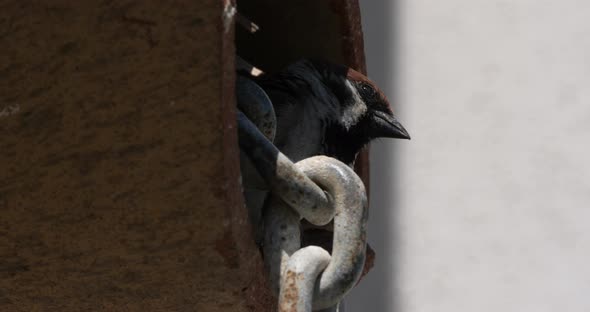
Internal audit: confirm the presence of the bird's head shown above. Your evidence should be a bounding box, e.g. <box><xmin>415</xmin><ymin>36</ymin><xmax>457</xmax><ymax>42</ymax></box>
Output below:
<box><xmin>257</xmin><ymin>59</ymin><xmax>410</xmax><ymax>164</ymax></box>
<box><xmin>305</xmin><ymin>59</ymin><xmax>411</xmax><ymax>164</ymax></box>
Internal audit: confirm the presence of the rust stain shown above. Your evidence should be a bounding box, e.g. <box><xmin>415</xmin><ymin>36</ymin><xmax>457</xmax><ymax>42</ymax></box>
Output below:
<box><xmin>279</xmin><ymin>270</ymin><xmax>300</xmax><ymax>312</ymax></box>
<box><xmin>0</xmin><ymin>1</ymin><xmax>264</xmax><ymax>310</ymax></box>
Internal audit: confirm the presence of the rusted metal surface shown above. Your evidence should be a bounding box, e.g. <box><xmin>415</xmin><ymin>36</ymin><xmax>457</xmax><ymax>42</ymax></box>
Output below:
<box><xmin>0</xmin><ymin>1</ymin><xmax>270</xmax><ymax>311</ymax></box>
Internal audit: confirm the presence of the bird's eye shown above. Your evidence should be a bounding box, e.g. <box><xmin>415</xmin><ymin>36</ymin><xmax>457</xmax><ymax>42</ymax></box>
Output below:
<box><xmin>360</xmin><ymin>83</ymin><xmax>375</xmax><ymax>96</ymax></box>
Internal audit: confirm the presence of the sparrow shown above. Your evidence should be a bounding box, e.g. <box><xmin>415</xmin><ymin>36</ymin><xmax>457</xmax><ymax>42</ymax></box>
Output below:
<box><xmin>253</xmin><ymin>59</ymin><xmax>410</xmax><ymax>165</ymax></box>
<box><xmin>237</xmin><ymin>59</ymin><xmax>410</xmax><ymax>245</ymax></box>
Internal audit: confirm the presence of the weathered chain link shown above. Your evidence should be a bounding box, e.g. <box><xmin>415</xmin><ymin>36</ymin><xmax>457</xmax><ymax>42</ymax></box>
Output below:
<box><xmin>237</xmin><ymin>77</ymin><xmax>368</xmax><ymax>312</ymax></box>
<box><xmin>237</xmin><ymin>112</ymin><xmax>334</xmax><ymax>226</ymax></box>
<box><xmin>236</xmin><ymin>76</ymin><xmax>276</xmax><ymax>142</ymax></box>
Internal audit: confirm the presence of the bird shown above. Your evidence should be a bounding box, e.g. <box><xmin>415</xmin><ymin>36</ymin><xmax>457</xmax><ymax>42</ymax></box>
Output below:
<box><xmin>237</xmin><ymin>59</ymin><xmax>410</xmax><ymax>245</ymax></box>
<box><xmin>253</xmin><ymin>59</ymin><xmax>410</xmax><ymax>165</ymax></box>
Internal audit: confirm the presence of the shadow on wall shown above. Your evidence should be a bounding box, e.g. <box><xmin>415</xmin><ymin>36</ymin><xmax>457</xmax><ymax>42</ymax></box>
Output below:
<box><xmin>346</xmin><ymin>1</ymin><xmax>401</xmax><ymax>311</ymax></box>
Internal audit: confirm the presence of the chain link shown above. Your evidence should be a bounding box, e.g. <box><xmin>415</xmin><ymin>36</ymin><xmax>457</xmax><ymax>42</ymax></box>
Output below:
<box><xmin>237</xmin><ymin>76</ymin><xmax>368</xmax><ymax>311</ymax></box>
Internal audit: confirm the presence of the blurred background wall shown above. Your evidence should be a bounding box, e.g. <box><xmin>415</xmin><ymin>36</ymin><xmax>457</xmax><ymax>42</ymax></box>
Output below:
<box><xmin>347</xmin><ymin>0</ymin><xmax>590</xmax><ymax>311</ymax></box>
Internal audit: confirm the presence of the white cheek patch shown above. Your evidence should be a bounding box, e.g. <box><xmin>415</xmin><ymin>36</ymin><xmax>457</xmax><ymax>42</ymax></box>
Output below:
<box><xmin>341</xmin><ymin>79</ymin><xmax>368</xmax><ymax>129</ymax></box>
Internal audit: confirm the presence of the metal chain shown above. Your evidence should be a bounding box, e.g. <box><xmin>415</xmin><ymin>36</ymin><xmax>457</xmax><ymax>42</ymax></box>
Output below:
<box><xmin>237</xmin><ymin>76</ymin><xmax>368</xmax><ymax>312</ymax></box>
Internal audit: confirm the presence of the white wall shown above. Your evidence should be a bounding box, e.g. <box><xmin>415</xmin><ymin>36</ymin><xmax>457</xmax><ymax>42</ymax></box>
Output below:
<box><xmin>347</xmin><ymin>1</ymin><xmax>590</xmax><ymax>311</ymax></box>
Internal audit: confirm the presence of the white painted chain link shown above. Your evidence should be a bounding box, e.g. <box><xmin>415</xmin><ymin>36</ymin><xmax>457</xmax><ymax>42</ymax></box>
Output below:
<box><xmin>237</xmin><ymin>75</ymin><xmax>368</xmax><ymax>312</ymax></box>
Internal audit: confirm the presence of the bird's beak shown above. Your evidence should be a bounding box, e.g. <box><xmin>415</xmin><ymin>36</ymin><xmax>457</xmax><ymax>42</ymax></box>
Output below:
<box><xmin>372</xmin><ymin>110</ymin><xmax>411</xmax><ymax>140</ymax></box>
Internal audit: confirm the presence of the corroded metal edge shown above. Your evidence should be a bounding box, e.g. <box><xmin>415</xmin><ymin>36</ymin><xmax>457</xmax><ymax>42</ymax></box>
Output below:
<box><xmin>331</xmin><ymin>0</ymin><xmax>375</xmax><ymax>279</ymax></box>
<box><xmin>330</xmin><ymin>0</ymin><xmax>371</xmax><ymax>193</ymax></box>
<box><xmin>220</xmin><ymin>1</ymin><xmax>275</xmax><ymax>310</ymax></box>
